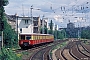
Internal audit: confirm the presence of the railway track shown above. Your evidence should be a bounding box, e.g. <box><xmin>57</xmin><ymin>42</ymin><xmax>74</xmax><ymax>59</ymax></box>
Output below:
<box><xmin>82</xmin><ymin>42</ymin><xmax>90</xmax><ymax>52</ymax></box>
<box><xmin>16</xmin><ymin>38</ymin><xmax>90</xmax><ymax>60</ymax></box>
<box><xmin>29</xmin><ymin>40</ymin><xmax>67</xmax><ymax>60</ymax></box>
<box><xmin>55</xmin><ymin>39</ymin><xmax>90</xmax><ymax>60</ymax></box>
<box><xmin>76</xmin><ymin>42</ymin><xmax>90</xmax><ymax>59</ymax></box>
<box><xmin>30</xmin><ymin>45</ymin><xmax>52</xmax><ymax>60</ymax></box>
<box><xmin>80</xmin><ymin>42</ymin><xmax>90</xmax><ymax>53</ymax></box>
<box><xmin>72</xmin><ymin>41</ymin><xmax>90</xmax><ymax>60</ymax></box>
<box><xmin>15</xmin><ymin>40</ymin><xmax>68</xmax><ymax>60</ymax></box>
<box><xmin>15</xmin><ymin>44</ymin><xmax>48</xmax><ymax>53</ymax></box>
<box><xmin>15</xmin><ymin>43</ymin><xmax>53</xmax><ymax>60</ymax></box>
<box><xmin>61</xmin><ymin>41</ymin><xmax>77</xmax><ymax>60</ymax></box>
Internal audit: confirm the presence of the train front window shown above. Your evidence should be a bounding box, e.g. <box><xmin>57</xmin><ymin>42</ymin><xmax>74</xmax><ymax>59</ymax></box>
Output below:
<box><xmin>20</xmin><ymin>35</ymin><xmax>25</xmax><ymax>40</ymax></box>
<box><xmin>26</xmin><ymin>35</ymin><xmax>31</xmax><ymax>40</ymax></box>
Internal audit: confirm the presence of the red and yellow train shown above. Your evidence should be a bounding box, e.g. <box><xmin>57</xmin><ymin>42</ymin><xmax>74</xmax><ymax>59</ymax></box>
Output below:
<box><xmin>19</xmin><ymin>33</ymin><xmax>54</xmax><ymax>49</ymax></box>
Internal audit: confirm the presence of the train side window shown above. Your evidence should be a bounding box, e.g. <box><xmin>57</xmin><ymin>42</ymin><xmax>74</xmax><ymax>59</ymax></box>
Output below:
<box><xmin>35</xmin><ymin>35</ymin><xmax>36</xmax><ymax>40</ymax></box>
<box><xmin>34</xmin><ymin>35</ymin><xmax>35</xmax><ymax>40</ymax></box>
<box><xmin>41</xmin><ymin>36</ymin><xmax>42</xmax><ymax>39</ymax></box>
<box><xmin>40</xmin><ymin>36</ymin><xmax>41</xmax><ymax>39</ymax></box>
<box><xmin>37</xmin><ymin>35</ymin><xmax>38</xmax><ymax>39</ymax></box>
<box><xmin>34</xmin><ymin>35</ymin><xmax>36</xmax><ymax>40</ymax></box>
<box><xmin>35</xmin><ymin>35</ymin><xmax>37</xmax><ymax>40</ymax></box>
<box><xmin>33</xmin><ymin>36</ymin><xmax>35</xmax><ymax>40</ymax></box>
<box><xmin>38</xmin><ymin>36</ymin><xmax>39</xmax><ymax>39</ymax></box>
<box><xmin>35</xmin><ymin>36</ymin><xmax>36</xmax><ymax>40</ymax></box>
<box><xmin>43</xmin><ymin>36</ymin><xmax>44</xmax><ymax>39</ymax></box>
<box><xmin>26</xmin><ymin>35</ymin><xmax>31</xmax><ymax>40</ymax></box>
<box><xmin>37</xmin><ymin>36</ymin><xmax>38</xmax><ymax>39</ymax></box>
<box><xmin>38</xmin><ymin>36</ymin><xmax>39</xmax><ymax>40</ymax></box>
<box><xmin>44</xmin><ymin>36</ymin><xmax>45</xmax><ymax>39</ymax></box>
<box><xmin>39</xmin><ymin>35</ymin><xmax>40</xmax><ymax>39</ymax></box>
<box><xmin>38</xmin><ymin>35</ymin><xmax>39</xmax><ymax>39</ymax></box>
<box><xmin>39</xmin><ymin>36</ymin><xmax>40</xmax><ymax>39</ymax></box>
<box><xmin>37</xmin><ymin>36</ymin><xmax>38</xmax><ymax>40</ymax></box>
<box><xmin>42</xmin><ymin>36</ymin><xmax>43</xmax><ymax>39</ymax></box>
<box><xmin>39</xmin><ymin>36</ymin><xmax>41</xmax><ymax>39</ymax></box>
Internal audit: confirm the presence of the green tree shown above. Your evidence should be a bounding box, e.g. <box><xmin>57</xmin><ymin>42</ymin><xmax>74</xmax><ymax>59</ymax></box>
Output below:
<box><xmin>81</xmin><ymin>30</ymin><xmax>90</xmax><ymax>39</ymax></box>
<box><xmin>44</xmin><ymin>26</ymin><xmax>48</xmax><ymax>34</ymax></box>
<box><xmin>53</xmin><ymin>30</ymin><xmax>57</xmax><ymax>40</ymax></box>
<box><xmin>0</xmin><ymin>0</ymin><xmax>8</xmax><ymax>31</ymax></box>
<box><xmin>3</xmin><ymin>19</ymin><xmax>18</xmax><ymax>48</ymax></box>
<box><xmin>57</xmin><ymin>30</ymin><xmax>64</xmax><ymax>39</ymax></box>
<box><xmin>54</xmin><ymin>30</ymin><xmax>66</xmax><ymax>40</ymax></box>
<box><xmin>49</xmin><ymin>20</ymin><xmax>53</xmax><ymax>34</ymax></box>
<box><xmin>0</xmin><ymin>1</ymin><xmax>21</xmax><ymax>60</ymax></box>
<box><xmin>40</xmin><ymin>26</ymin><xmax>48</xmax><ymax>34</ymax></box>
<box><xmin>0</xmin><ymin>0</ymin><xmax>18</xmax><ymax>48</ymax></box>
<box><xmin>0</xmin><ymin>48</ymin><xmax>22</xmax><ymax>60</ymax></box>
<box><xmin>0</xmin><ymin>0</ymin><xmax>9</xmax><ymax>18</ymax></box>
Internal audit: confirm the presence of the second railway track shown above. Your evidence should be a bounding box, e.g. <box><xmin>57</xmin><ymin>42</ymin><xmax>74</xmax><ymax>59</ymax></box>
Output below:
<box><xmin>55</xmin><ymin>39</ymin><xmax>90</xmax><ymax>60</ymax></box>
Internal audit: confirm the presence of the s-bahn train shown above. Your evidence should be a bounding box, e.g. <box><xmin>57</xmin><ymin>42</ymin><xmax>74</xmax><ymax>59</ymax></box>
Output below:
<box><xmin>19</xmin><ymin>33</ymin><xmax>54</xmax><ymax>49</ymax></box>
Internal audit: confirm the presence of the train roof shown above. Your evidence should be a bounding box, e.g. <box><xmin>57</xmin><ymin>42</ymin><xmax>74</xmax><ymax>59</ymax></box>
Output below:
<box><xmin>19</xmin><ymin>33</ymin><xmax>53</xmax><ymax>36</ymax></box>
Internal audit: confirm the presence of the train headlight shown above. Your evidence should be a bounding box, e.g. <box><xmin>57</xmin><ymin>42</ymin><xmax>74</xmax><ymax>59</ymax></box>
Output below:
<box><xmin>21</xmin><ymin>41</ymin><xmax>23</xmax><ymax>44</ymax></box>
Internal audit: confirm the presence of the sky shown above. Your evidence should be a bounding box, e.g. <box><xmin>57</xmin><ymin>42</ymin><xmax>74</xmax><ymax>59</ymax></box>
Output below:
<box><xmin>4</xmin><ymin>0</ymin><xmax>90</xmax><ymax>28</ymax></box>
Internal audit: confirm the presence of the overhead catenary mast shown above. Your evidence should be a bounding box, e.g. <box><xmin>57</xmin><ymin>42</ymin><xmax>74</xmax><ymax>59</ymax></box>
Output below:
<box><xmin>30</xmin><ymin>5</ymin><xmax>33</xmax><ymax>33</ymax></box>
<box><xmin>30</xmin><ymin>5</ymin><xmax>40</xmax><ymax>33</ymax></box>
<box><xmin>22</xmin><ymin>4</ymin><xmax>25</xmax><ymax>17</ymax></box>
<box><xmin>42</xmin><ymin>15</ymin><xmax>45</xmax><ymax>34</ymax></box>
